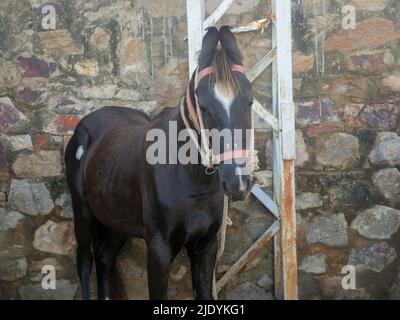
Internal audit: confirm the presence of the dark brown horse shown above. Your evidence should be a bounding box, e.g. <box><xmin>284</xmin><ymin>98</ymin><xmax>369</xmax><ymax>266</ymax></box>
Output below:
<box><xmin>65</xmin><ymin>26</ymin><xmax>254</xmax><ymax>300</ymax></box>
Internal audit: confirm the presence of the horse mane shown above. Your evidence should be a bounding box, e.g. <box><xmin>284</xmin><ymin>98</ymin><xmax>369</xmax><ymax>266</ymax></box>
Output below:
<box><xmin>209</xmin><ymin>46</ymin><xmax>239</xmax><ymax>96</ymax></box>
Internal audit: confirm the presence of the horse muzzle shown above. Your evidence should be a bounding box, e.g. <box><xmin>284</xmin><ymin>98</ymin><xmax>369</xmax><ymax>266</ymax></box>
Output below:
<box><xmin>222</xmin><ymin>175</ymin><xmax>252</xmax><ymax>201</ymax></box>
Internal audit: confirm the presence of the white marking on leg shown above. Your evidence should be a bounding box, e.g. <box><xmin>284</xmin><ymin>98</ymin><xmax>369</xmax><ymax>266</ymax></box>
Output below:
<box><xmin>76</xmin><ymin>145</ymin><xmax>84</xmax><ymax>160</ymax></box>
<box><xmin>214</xmin><ymin>85</ymin><xmax>234</xmax><ymax>120</ymax></box>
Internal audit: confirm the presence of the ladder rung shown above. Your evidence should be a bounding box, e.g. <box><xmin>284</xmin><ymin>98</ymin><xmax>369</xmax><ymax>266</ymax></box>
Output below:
<box><xmin>216</xmin><ymin>219</ymin><xmax>280</xmax><ymax>292</ymax></box>
<box><xmin>251</xmin><ymin>184</ymin><xmax>280</xmax><ymax>218</ymax></box>
<box><xmin>252</xmin><ymin>99</ymin><xmax>279</xmax><ymax>132</ymax></box>
<box><xmin>247</xmin><ymin>47</ymin><xmax>277</xmax><ymax>83</ymax></box>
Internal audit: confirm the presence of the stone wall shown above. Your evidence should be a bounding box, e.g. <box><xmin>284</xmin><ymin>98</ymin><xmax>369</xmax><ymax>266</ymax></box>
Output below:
<box><xmin>0</xmin><ymin>0</ymin><xmax>399</xmax><ymax>300</ymax></box>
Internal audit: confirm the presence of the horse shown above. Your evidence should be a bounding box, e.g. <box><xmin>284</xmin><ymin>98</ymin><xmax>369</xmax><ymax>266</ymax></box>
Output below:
<box><xmin>65</xmin><ymin>26</ymin><xmax>254</xmax><ymax>300</ymax></box>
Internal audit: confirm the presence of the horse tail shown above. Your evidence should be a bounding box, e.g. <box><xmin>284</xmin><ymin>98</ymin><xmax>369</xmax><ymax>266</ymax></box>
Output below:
<box><xmin>109</xmin><ymin>262</ymin><xmax>127</xmax><ymax>300</ymax></box>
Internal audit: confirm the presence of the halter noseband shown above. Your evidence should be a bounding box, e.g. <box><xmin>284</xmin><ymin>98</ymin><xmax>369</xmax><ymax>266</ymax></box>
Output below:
<box><xmin>180</xmin><ymin>64</ymin><xmax>250</xmax><ymax>174</ymax></box>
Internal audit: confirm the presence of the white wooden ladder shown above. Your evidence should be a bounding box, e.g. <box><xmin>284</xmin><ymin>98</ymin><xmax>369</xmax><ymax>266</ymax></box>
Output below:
<box><xmin>186</xmin><ymin>0</ymin><xmax>298</xmax><ymax>300</ymax></box>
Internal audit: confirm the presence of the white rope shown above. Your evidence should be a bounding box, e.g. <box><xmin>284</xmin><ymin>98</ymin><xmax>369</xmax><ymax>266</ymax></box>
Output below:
<box><xmin>217</xmin><ymin>195</ymin><xmax>229</xmax><ymax>259</ymax></box>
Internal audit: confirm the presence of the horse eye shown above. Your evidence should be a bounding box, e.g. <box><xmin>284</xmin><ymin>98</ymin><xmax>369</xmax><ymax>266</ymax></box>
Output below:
<box><xmin>248</xmin><ymin>99</ymin><xmax>254</xmax><ymax>107</ymax></box>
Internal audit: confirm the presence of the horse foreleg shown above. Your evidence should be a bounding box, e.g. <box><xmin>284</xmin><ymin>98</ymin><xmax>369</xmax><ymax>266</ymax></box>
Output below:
<box><xmin>146</xmin><ymin>235</ymin><xmax>172</xmax><ymax>300</ymax></box>
<box><xmin>187</xmin><ymin>236</ymin><xmax>218</xmax><ymax>300</ymax></box>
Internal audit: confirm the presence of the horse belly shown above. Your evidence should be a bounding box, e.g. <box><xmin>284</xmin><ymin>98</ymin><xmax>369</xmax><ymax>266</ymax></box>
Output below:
<box><xmin>86</xmin><ymin>179</ymin><xmax>145</xmax><ymax>237</ymax></box>
<box><xmin>94</xmin><ymin>201</ymin><xmax>144</xmax><ymax>237</ymax></box>
<box><xmin>84</xmin><ymin>147</ymin><xmax>145</xmax><ymax>237</ymax></box>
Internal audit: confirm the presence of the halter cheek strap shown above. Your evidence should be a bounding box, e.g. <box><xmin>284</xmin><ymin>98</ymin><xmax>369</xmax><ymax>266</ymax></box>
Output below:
<box><xmin>182</xmin><ymin>64</ymin><xmax>251</xmax><ymax>170</ymax></box>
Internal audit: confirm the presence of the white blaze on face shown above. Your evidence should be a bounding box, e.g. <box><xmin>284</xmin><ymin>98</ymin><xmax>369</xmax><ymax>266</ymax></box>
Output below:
<box><xmin>76</xmin><ymin>145</ymin><xmax>84</xmax><ymax>160</ymax></box>
<box><xmin>213</xmin><ymin>85</ymin><xmax>234</xmax><ymax>121</ymax></box>
<box><xmin>214</xmin><ymin>84</ymin><xmax>236</xmax><ymax>152</ymax></box>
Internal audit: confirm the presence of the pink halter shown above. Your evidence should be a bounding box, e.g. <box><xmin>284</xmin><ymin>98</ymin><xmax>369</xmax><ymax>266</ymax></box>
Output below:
<box><xmin>184</xmin><ymin>64</ymin><xmax>250</xmax><ymax>165</ymax></box>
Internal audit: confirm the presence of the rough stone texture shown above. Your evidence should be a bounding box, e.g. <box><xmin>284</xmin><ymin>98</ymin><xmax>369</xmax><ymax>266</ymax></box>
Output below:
<box><xmin>383</xmin><ymin>75</ymin><xmax>400</xmax><ymax>92</ymax></box>
<box><xmin>37</xmin><ymin>30</ymin><xmax>83</xmax><ymax>55</ymax></box>
<box><xmin>299</xmin><ymin>255</ymin><xmax>327</xmax><ymax>274</ymax></box>
<box><xmin>295</xmin><ymin>130</ymin><xmax>309</xmax><ymax>167</ymax></box>
<box><xmin>55</xmin><ymin>193</ymin><xmax>73</xmax><ymax>219</ymax></box>
<box><xmin>369</xmin><ymin>132</ymin><xmax>400</xmax><ymax>166</ymax></box>
<box><xmin>17</xmin><ymin>87</ymin><xmax>47</xmax><ymax>105</ymax></box>
<box><xmin>343</xmin><ymin>103</ymin><xmax>398</xmax><ymax>130</ymax></box>
<box><xmin>0</xmin><ymin>97</ymin><xmax>28</xmax><ymax>133</ymax></box>
<box><xmin>80</xmin><ymin>84</ymin><xmax>117</xmax><ymax>100</ymax></box>
<box><xmin>74</xmin><ymin>59</ymin><xmax>99</xmax><ymax>77</ymax></box>
<box><xmin>0</xmin><ymin>247</ymin><xmax>27</xmax><ymax>281</ymax></box>
<box><xmin>0</xmin><ymin>208</ymin><xmax>24</xmax><ymax>231</ymax></box>
<box><xmin>28</xmin><ymin>257</ymin><xmax>65</xmax><ymax>282</ymax></box>
<box><xmin>319</xmin><ymin>276</ymin><xmax>370</xmax><ymax>300</ymax></box>
<box><xmin>293</xmin><ymin>52</ymin><xmax>314</xmax><ymax>74</ymax></box>
<box><xmin>351</xmin><ymin>205</ymin><xmax>400</xmax><ymax>240</ymax></box>
<box><xmin>253</xmin><ymin>170</ymin><xmax>272</xmax><ymax>188</ymax></box>
<box><xmin>18</xmin><ymin>280</ymin><xmax>78</xmax><ymax>300</ymax></box>
<box><xmin>12</xmin><ymin>151</ymin><xmax>62</xmax><ymax>178</ymax></box>
<box><xmin>0</xmin><ymin>60</ymin><xmax>21</xmax><ymax>87</ymax></box>
<box><xmin>33</xmin><ymin>220</ymin><xmax>76</xmax><ymax>256</ymax></box>
<box><xmin>296</xmin><ymin>98</ymin><xmax>342</xmax><ymax>129</ymax></box>
<box><xmin>388</xmin><ymin>263</ymin><xmax>400</xmax><ymax>299</ymax></box>
<box><xmin>306</xmin><ymin>213</ymin><xmax>349</xmax><ymax>247</ymax></box>
<box><xmin>257</xmin><ymin>274</ymin><xmax>273</xmax><ymax>291</ymax></box>
<box><xmin>90</xmin><ymin>27</ymin><xmax>110</xmax><ymax>50</ymax></box>
<box><xmin>372</xmin><ymin>168</ymin><xmax>400</xmax><ymax>206</ymax></box>
<box><xmin>328</xmin><ymin>178</ymin><xmax>376</xmax><ymax>207</ymax></box>
<box><xmin>296</xmin><ymin>193</ymin><xmax>323</xmax><ymax>211</ymax></box>
<box><xmin>348</xmin><ymin>242</ymin><xmax>397</xmax><ymax>272</ymax></box>
<box><xmin>3</xmin><ymin>135</ymin><xmax>33</xmax><ymax>151</ymax></box>
<box><xmin>17</xmin><ymin>55</ymin><xmax>57</xmax><ymax>78</ymax></box>
<box><xmin>42</xmin><ymin>115</ymin><xmax>80</xmax><ymax>135</ymax></box>
<box><xmin>325</xmin><ymin>17</ymin><xmax>400</xmax><ymax>52</ymax></box>
<box><xmin>117</xmin><ymin>37</ymin><xmax>148</xmax><ymax>78</ymax></box>
<box><xmin>351</xmin><ymin>0</ymin><xmax>391</xmax><ymax>11</ymax></box>
<box><xmin>347</xmin><ymin>51</ymin><xmax>394</xmax><ymax>73</ymax></box>
<box><xmin>0</xmin><ymin>143</ymin><xmax>10</xmax><ymax>180</ymax></box>
<box><xmin>226</xmin><ymin>282</ymin><xmax>273</xmax><ymax>300</ymax></box>
<box><xmin>48</xmin><ymin>95</ymin><xmax>89</xmax><ymax>114</ymax></box>
<box><xmin>9</xmin><ymin>179</ymin><xmax>54</xmax><ymax>216</ymax></box>
<box><xmin>316</xmin><ymin>133</ymin><xmax>360</xmax><ymax>169</ymax></box>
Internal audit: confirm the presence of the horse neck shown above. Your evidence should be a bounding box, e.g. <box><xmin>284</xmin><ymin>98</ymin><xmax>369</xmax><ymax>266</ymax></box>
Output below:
<box><xmin>146</xmin><ymin>74</ymin><xmax>220</xmax><ymax>185</ymax></box>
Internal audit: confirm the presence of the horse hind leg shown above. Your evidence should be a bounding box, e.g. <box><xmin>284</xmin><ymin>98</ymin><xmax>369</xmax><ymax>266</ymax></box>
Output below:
<box><xmin>72</xmin><ymin>198</ymin><xmax>95</xmax><ymax>300</ymax></box>
<box><xmin>93</xmin><ymin>227</ymin><xmax>127</xmax><ymax>300</ymax></box>
<box><xmin>66</xmin><ymin>130</ymin><xmax>96</xmax><ymax>300</ymax></box>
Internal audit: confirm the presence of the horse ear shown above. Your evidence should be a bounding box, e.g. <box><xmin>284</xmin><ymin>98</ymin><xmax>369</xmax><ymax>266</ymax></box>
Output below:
<box><xmin>198</xmin><ymin>27</ymin><xmax>219</xmax><ymax>70</ymax></box>
<box><xmin>218</xmin><ymin>26</ymin><xmax>243</xmax><ymax>65</ymax></box>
